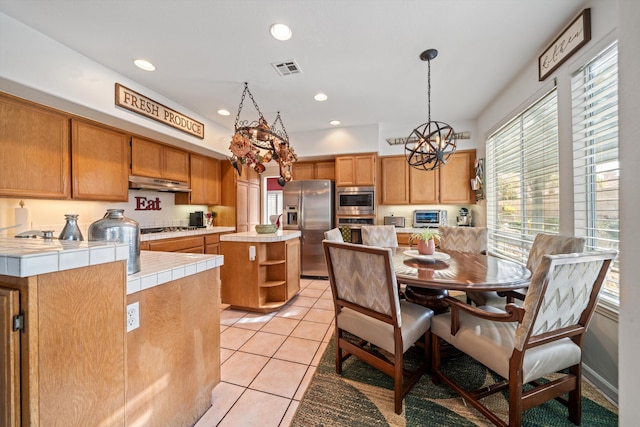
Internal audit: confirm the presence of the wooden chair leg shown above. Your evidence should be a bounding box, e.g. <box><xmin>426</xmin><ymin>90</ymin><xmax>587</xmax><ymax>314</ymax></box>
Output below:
<box><xmin>508</xmin><ymin>370</ymin><xmax>524</xmax><ymax>427</ymax></box>
<box><xmin>394</xmin><ymin>351</ymin><xmax>403</xmax><ymax>415</ymax></box>
<box><xmin>335</xmin><ymin>329</ymin><xmax>343</xmax><ymax>374</ymax></box>
<box><xmin>431</xmin><ymin>333</ymin><xmax>441</xmax><ymax>385</ymax></box>
<box><xmin>568</xmin><ymin>364</ymin><xmax>582</xmax><ymax>425</ymax></box>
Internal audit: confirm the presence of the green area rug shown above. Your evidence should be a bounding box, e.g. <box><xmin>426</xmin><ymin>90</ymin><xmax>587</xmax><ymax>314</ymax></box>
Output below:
<box><xmin>292</xmin><ymin>336</ymin><xmax>617</xmax><ymax>426</ymax></box>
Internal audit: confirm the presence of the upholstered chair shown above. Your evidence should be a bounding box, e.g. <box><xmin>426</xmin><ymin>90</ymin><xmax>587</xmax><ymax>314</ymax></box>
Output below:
<box><xmin>324</xmin><ymin>227</ymin><xmax>344</xmax><ymax>242</ymax></box>
<box><xmin>467</xmin><ymin>233</ymin><xmax>586</xmax><ymax>307</ymax></box>
<box><xmin>323</xmin><ymin>240</ymin><xmax>433</xmax><ymax>414</ymax></box>
<box><xmin>437</xmin><ymin>226</ymin><xmax>487</xmax><ymax>254</ymax></box>
<box><xmin>361</xmin><ymin>225</ymin><xmax>399</xmax><ymax>248</ymax></box>
<box><xmin>431</xmin><ymin>250</ymin><xmax>616</xmax><ymax>427</ymax></box>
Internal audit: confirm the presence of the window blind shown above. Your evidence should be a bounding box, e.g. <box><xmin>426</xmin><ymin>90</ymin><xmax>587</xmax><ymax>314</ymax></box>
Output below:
<box><xmin>572</xmin><ymin>41</ymin><xmax>619</xmax><ymax>302</ymax></box>
<box><xmin>486</xmin><ymin>89</ymin><xmax>559</xmax><ymax>265</ymax></box>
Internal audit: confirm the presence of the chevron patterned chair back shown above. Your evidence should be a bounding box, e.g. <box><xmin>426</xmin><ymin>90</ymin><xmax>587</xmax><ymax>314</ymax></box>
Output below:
<box><xmin>322</xmin><ymin>240</ymin><xmax>433</xmax><ymax>414</ymax></box>
<box><xmin>324</xmin><ymin>227</ymin><xmax>344</xmax><ymax>242</ymax></box>
<box><xmin>431</xmin><ymin>250</ymin><xmax>617</xmax><ymax>426</ymax></box>
<box><xmin>437</xmin><ymin>226</ymin><xmax>487</xmax><ymax>254</ymax></box>
<box><xmin>361</xmin><ymin>225</ymin><xmax>399</xmax><ymax>248</ymax></box>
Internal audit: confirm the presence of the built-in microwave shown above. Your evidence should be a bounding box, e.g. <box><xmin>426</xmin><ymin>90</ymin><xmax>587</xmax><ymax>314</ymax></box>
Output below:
<box><xmin>413</xmin><ymin>209</ymin><xmax>447</xmax><ymax>228</ymax></box>
<box><xmin>336</xmin><ymin>187</ymin><xmax>375</xmax><ymax>216</ymax></box>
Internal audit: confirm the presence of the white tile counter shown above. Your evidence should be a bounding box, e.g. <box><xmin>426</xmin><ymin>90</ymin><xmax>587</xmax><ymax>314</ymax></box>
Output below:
<box><xmin>220</xmin><ymin>230</ymin><xmax>301</xmax><ymax>242</ymax></box>
<box><xmin>140</xmin><ymin>226</ymin><xmax>235</xmax><ymax>241</ymax></box>
<box><xmin>126</xmin><ymin>251</ymin><xmax>223</xmax><ymax>295</ymax></box>
<box><xmin>0</xmin><ymin>237</ymin><xmax>129</xmax><ymax>277</ymax></box>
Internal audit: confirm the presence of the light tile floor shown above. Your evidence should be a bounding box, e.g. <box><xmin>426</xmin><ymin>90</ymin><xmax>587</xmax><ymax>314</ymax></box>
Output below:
<box><xmin>195</xmin><ymin>278</ymin><xmax>334</xmax><ymax>427</ymax></box>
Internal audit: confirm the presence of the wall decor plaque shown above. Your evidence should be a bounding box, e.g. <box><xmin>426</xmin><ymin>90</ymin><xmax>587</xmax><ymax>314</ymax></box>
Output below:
<box><xmin>538</xmin><ymin>8</ymin><xmax>591</xmax><ymax>81</ymax></box>
<box><xmin>115</xmin><ymin>83</ymin><xmax>204</xmax><ymax>138</ymax></box>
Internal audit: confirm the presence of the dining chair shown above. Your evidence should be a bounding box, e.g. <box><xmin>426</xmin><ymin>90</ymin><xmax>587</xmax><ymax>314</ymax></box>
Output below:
<box><xmin>431</xmin><ymin>250</ymin><xmax>617</xmax><ymax>427</ymax></box>
<box><xmin>361</xmin><ymin>225</ymin><xmax>399</xmax><ymax>248</ymax></box>
<box><xmin>324</xmin><ymin>227</ymin><xmax>344</xmax><ymax>242</ymax></box>
<box><xmin>437</xmin><ymin>226</ymin><xmax>487</xmax><ymax>254</ymax></box>
<box><xmin>467</xmin><ymin>233</ymin><xmax>586</xmax><ymax>307</ymax></box>
<box><xmin>322</xmin><ymin>240</ymin><xmax>434</xmax><ymax>414</ymax></box>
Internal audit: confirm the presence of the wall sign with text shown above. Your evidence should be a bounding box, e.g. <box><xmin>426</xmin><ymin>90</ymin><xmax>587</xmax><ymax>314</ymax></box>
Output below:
<box><xmin>538</xmin><ymin>8</ymin><xmax>591</xmax><ymax>81</ymax></box>
<box><xmin>115</xmin><ymin>83</ymin><xmax>205</xmax><ymax>139</ymax></box>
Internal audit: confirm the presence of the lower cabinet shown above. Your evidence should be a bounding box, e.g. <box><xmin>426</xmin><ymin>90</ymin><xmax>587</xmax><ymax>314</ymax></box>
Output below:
<box><xmin>220</xmin><ymin>238</ymin><xmax>300</xmax><ymax>313</ymax></box>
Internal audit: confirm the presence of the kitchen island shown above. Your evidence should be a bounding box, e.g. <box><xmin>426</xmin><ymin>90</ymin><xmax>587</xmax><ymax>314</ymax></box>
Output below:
<box><xmin>0</xmin><ymin>237</ymin><xmax>223</xmax><ymax>427</ymax></box>
<box><xmin>220</xmin><ymin>230</ymin><xmax>301</xmax><ymax>313</ymax></box>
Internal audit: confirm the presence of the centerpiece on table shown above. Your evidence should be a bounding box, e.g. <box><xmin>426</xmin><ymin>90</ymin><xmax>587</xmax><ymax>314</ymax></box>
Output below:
<box><xmin>410</xmin><ymin>229</ymin><xmax>441</xmax><ymax>255</ymax></box>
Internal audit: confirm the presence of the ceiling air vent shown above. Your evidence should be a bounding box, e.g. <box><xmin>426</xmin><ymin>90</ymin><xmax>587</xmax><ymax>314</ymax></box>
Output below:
<box><xmin>272</xmin><ymin>59</ymin><xmax>302</xmax><ymax>76</ymax></box>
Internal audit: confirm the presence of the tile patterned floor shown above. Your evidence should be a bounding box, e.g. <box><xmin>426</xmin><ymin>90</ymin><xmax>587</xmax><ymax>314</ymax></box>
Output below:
<box><xmin>195</xmin><ymin>278</ymin><xmax>334</xmax><ymax>427</ymax></box>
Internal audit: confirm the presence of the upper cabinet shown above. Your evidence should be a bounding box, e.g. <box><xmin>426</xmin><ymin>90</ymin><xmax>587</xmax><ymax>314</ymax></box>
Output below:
<box><xmin>292</xmin><ymin>160</ymin><xmax>335</xmax><ymax>181</ymax></box>
<box><xmin>379</xmin><ymin>150</ymin><xmax>474</xmax><ymax>205</ymax></box>
<box><xmin>176</xmin><ymin>153</ymin><xmax>220</xmax><ymax>206</ymax></box>
<box><xmin>0</xmin><ymin>94</ymin><xmax>71</xmax><ymax>199</ymax></box>
<box><xmin>335</xmin><ymin>154</ymin><xmax>376</xmax><ymax>187</ymax></box>
<box><xmin>71</xmin><ymin>119</ymin><xmax>129</xmax><ymax>201</ymax></box>
<box><xmin>439</xmin><ymin>150</ymin><xmax>476</xmax><ymax>204</ymax></box>
<box><xmin>131</xmin><ymin>137</ymin><xmax>190</xmax><ymax>183</ymax></box>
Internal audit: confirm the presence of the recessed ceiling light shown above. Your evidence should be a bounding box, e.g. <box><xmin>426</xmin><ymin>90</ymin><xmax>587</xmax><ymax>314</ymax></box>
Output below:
<box><xmin>133</xmin><ymin>59</ymin><xmax>156</xmax><ymax>71</ymax></box>
<box><xmin>270</xmin><ymin>23</ymin><xmax>292</xmax><ymax>41</ymax></box>
<box><xmin>314</xmin><ymin>93</ymin><xmax>328</xmax><ymax>102</ymax></box>
<box><xmin>330</xmin><ymin>120</ymin><xmax>341</xmax><ymax>126</ymax></box>
<box><xmin>217</xmin><ymin>109</ymin><xmax>231</xmax><ymax>116</ymax></box>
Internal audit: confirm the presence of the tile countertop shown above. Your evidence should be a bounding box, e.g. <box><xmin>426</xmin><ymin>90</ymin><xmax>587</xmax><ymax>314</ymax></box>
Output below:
<box><xmin>126</xmin><ymin>251</ymin><xmax>224</xmax><ymax>296</ymax></box>
<box><xmin>0</xmin><ymin>237</ymin><xmax>129</xmax><ymax>277</ymax></box>
<box><xmin>140</xmin><ymin>226</ymin><xmax>236</xmax><ymax>241</ymax></box>
<box><xmin>220</xmin><ymin>230</ymin><xmax>301</xmax><ymax>242</ymax></box>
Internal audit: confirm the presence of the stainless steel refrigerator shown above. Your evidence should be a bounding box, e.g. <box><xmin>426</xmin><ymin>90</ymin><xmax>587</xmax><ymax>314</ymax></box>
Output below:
<box><xmin>282</xmin><ymin>180</ymin><xmax>334</xmax><ymax>277</ymax></box>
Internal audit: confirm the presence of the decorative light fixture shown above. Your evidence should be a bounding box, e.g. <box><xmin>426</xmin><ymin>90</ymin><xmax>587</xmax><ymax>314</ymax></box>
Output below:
<box><xmin>133</xmin><ymin>59</ymin><xmax>156</xmax><ymax>71</ymax></box>
<box><xmin>228</xmin><ymin>82</ymin><xmax>297</xmax><ymax>185</ymax></box>
<box><xmin>405</xmin><ymin>49</ymin><xmax>456</xmax><ymax>171</ymax></box>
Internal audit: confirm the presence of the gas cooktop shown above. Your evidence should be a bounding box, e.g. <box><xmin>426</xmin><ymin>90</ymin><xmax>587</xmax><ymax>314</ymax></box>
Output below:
<box><xmin>140</xmin><ymin>226</ymin><xmax>203</xmax><ymax>235</ymax></box>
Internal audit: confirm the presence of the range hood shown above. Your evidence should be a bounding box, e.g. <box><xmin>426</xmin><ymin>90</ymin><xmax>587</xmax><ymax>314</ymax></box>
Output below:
<box><xmin>128</xmin><ymin>175</ymin><xmax>191</xmax><ymax>192</ymax></box>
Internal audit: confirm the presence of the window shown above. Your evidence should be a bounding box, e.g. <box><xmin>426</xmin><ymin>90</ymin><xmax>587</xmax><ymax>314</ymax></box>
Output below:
<box><xmin>486</xmin><ymin>89</ymin><xmax>559</xmax><ymax>264</ymax></box>
<box><xmin>572</xmin><ymin>41</ymin><xmax>619</xmax><ymax>303</ymax></box>
<box><xmin>264</xmin><ymin>177</ymin><xmax>284</xmax><ymax>224</ymax></box>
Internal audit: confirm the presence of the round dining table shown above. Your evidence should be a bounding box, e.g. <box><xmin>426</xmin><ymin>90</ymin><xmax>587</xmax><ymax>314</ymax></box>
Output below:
<box><xmin>392</xmin><ymin>248</ymin><xmax>531</xmax><ymax>313</ymax></box>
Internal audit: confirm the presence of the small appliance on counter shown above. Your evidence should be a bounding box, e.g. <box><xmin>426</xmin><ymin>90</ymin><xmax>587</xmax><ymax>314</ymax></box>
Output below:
<box><xmin>457</xmin><ymin>208</ymin><xmax>471</xmax><ymax>226</ymax></box>
<box><xmin>413</xmin><ymin>209</ymin><xmax>447</xmax><ymax>228</ymax></box>
<box><xmin>384</xmin><ymin>216</ymin><xmax>405</xmax><ymax>227</ymax></box>
<box><xmin>189</xmin><ymin>211</ymin><xmax>205</xmax><ymax>228</ymax></box>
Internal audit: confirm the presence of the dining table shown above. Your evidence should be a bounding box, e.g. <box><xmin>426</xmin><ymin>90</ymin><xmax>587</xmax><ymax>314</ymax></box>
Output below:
<box><xmin>392</xmin><ymin>247</ymin><xmax>531</xmax><ymax>313</ymax></box>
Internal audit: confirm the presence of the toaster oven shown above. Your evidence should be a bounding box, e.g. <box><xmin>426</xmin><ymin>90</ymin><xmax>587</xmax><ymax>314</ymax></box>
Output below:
<box><xmin>413</xmin><ymin>209</ymin><xmax>447</xmax><ymax>228</ymax></box>
<box><xmin>384</xmin><ymin>216</ymin><xmax>405</xmax><ymax>227</ymax></box>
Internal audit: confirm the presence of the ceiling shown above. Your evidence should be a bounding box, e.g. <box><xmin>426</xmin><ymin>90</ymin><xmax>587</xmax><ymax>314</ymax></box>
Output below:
<box><xmin>0</xmin><ymin>0</ymin><xmax>585</xmax><ymax>137</ymax></box>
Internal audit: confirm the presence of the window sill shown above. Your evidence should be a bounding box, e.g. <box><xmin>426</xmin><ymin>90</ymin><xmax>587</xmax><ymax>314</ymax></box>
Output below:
<box><xmin>595</xmin><ymin>298</ymin><xmax>618</xmax><ymax>322</ymax></box>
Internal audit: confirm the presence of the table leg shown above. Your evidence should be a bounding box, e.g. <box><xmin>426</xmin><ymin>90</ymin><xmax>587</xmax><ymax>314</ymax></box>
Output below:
<box><xmin>404</xmin><ymin>286</ymin><xmax>450</xmax><ymax>314</ymax></box>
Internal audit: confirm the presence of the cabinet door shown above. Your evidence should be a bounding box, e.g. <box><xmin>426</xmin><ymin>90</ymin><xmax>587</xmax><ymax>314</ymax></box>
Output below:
<box><xmin>439</xmin><ymin>150</ymin><xmax>476</xmax><ymax>204</ymax></box>
<box><xmin>163</xmin><ymin>146</ymin><xmax>190</xmax><ymax>182</ymax></box>
<box><xmin>292</xmin><ymin>162</ymin><xmax>314</xmax><ymax>180</ymax></box>
<box><xmin>188</xmin><ymin>154</ymin><xmax>207</xmax><ymax>205</ymax></box>
<box><xmin>0</xmin><ymin>95</ymin><xmax>70</xmax><ymax>199</ymax></box>
<box><xmin>380</xmin><ymin>156</ymin><xmax>409</xmax><ymax>205</ymax></box>
<box><xmin>286</xmin><ymin>238</ymin><xmax>301</xmax><ymax>299</ymax></box>
<box><xmin>131</xmin><ymin>137</ymin><xmax>163</xmax><ymax>178</ymax></box>
<box><xmin>205</xmin><ymin>157</ymin><xmax>221</xmax><ymax>205</ymax></box>
<box><xmin>355</xmin><ymin>155</ymin><xmax>376</xmax><ymax>186</ymax></box>
<box><xmin>71</xmin><ymin>120</ymin><xmax>129</xmax><ymax>201</ymax></box>
<box><xmin>314</xmin><ymin>161</ymin><xmax>335</xmax><ymax>181</ymax></box>
<box><xmin>0</xmin><ymin>288</ymin><xmax>20</xmax><ymax>427</ymax></box>
<box><xmin>248</xmin><ymin>182</ymin><xmax>260</xmax><ymax>230</ymax></box>
<box><xmin>335</xmin><ymin>156</ymin><xmax>356</xmax><ymax>186</ymax></box>
<box><xmin>236</xmin><ymin>181</ymin><xmax>249</xmax><ymax>232</ymax></box>
<box><xmin>409</xmin><ymin>167</ymin><xmax>439</xmax><ymax>204</ymax></box>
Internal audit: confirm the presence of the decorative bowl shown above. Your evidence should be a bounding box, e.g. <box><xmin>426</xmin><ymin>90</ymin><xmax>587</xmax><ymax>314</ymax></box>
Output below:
<box><xmin>255</xmin><ymin>224</ymin><xmax>278</xmax><ymax>234</ymax></box>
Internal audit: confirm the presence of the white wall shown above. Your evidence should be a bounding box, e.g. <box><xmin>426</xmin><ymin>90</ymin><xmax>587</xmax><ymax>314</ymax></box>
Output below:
<box><xmin>476</xmin><ymin>0</ymin><xmax>626</xmax><ymax>405</ymax></box>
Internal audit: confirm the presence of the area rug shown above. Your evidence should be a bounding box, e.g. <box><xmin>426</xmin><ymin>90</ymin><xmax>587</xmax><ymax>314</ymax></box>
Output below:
<box><xmin>292</xmin><ymin>336</ymin><xmax>618</xmax><ymax>426</ymax></box>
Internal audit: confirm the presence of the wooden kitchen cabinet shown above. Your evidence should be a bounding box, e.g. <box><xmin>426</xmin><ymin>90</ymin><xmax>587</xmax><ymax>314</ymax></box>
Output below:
<box><xmin>0</xmin><ymin>93</ymin><xmax>70</xmax><ymax>199</ymax></box>
<box><xmin>292</xmin><ymin>160</ymin><xmax>335</xmax><ymax>181</ymax></box>
<box><xmin>439</xmin><ymin>150</ymin><xmax>476</xmax><ymax>204</ymax></box>
<box><xmin>176</xmin><ymin>153</ymin><xmax>220</xmax><ymax>206</ymax></box>
<box><xmin>292</xmin><ymin>162</ymin><xmax>315</xmax><ymax>180</ymax></box>
<box><xmin>335</xmin><ymin>154</ymin><xmax>376</xmax><ymax>186</ymax></box>
<box><xmin>71</xmin><ymin>119</ymin><xmax>129</xmax><ymax>201</ymax></box>
<box><xmin>379</xmin><ymin>151</ymin><xmax>473</xmax><ymax>205</ymax></box>
<box><xmin>146</xmin><ymin>235</ymin><xmax>205</xmax><ymax>253</ymax></box>
<box><xmin>218</xmin><ymin>161</ymin><xmax>260</xmax><ymax>232</ymax></box>
<box><xmin>0</xmin><ymin>261</ymin><xmax>126</xmax><ymax>426</ymax></box>
<box><xmin>204</xmin><ymin>233</ymin><xmax>221</xmax><ymax>254</ymax></box>
<box><xmin>0</xmin><ymin>287</ymin><xmax>20</xmax><ymax>427</ymax></box>
<box><xmin>131</xmin><ymin>137</ymin><xmax>190</xmax><ymax>183</ymax></box>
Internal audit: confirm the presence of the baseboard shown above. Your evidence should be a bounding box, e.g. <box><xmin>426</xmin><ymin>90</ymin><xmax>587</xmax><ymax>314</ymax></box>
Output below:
<box><xmin>583</xmin><ymin>363</ymin><xmax>618</xmax><ymax>405</ymax></box>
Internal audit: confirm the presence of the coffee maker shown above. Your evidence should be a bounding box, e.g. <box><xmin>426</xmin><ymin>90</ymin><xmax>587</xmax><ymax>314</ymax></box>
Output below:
<box><xmin>456</xmin><ymin>208</ymin><xmax>471</xmax><ymax>226</ymax></box>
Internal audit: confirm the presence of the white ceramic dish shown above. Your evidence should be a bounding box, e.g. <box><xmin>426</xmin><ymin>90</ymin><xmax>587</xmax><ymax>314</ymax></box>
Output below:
<box><xmin>403</xmin><ymin>250</ymin><xmax>451</xmax><ymax>261</ymax></box>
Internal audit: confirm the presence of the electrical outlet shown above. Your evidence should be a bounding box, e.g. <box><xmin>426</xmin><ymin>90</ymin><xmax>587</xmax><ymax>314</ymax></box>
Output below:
<box><xmin>127</xmin><ymin>302</ymin><xmax>140</xmax><ymax>332</ymax></box>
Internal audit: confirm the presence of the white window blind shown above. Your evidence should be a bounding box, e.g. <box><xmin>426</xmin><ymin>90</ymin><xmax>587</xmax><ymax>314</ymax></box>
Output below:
<box><xmin>572</xmin><ymin>41</ymin><xmax>619</xmax><ymax>302</ymax></box>
<box><xmin>265</xmin><ymin>191</ymin><xmax>283</xmax><ymax>222</ymax></box>
<box><xmin>486</xmin><ymin>89</ymin><xmax>559</xmax><ymax>265</ymax></box>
